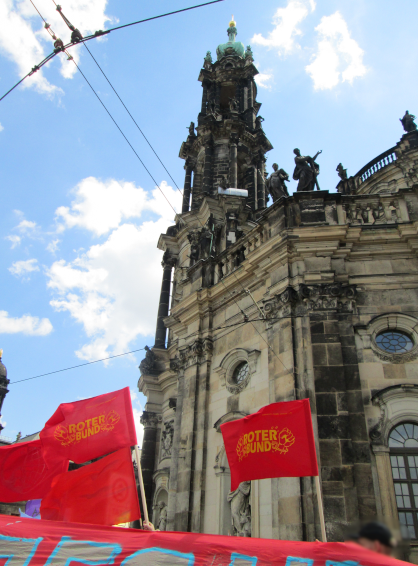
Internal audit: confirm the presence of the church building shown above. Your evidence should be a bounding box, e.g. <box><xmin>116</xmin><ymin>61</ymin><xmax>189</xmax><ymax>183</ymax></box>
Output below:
<box><xmin>138</xmin><ymin>19</ymin><xmax>418</xmax><ymax>561</ymax></box>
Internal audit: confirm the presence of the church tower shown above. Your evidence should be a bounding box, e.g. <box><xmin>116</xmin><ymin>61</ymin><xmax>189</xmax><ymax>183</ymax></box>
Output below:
<box><xmin>180</xmin><ymin>16</ymin><xmax>272</xmax><ymax>214</ymax></box>
<box><xmin>139</xmin><ymin>19</ymin><xmax>418</xmax><ymax>558</ymax></box>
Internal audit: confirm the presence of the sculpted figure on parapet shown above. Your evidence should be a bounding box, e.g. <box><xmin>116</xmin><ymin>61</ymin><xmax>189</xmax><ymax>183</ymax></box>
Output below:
<box><xmin>139</xmin><ymin>346</ymin><xmax>156</xmax><ymax>375</ymax></box>
<box><xmin>266</xmin><ymin>163</ymin><xmax>289</xmax><ymax>202</ymax></box>
<box><xmin>228</xmin><ymin>481</ymin><xmax>251</xmax><ymax>537</ymax></box>
<box><xmin>293</xmin><ymin>148</ymin><xmax>322</xmax><ymax>191</ymax></box>
<box><xmin>400</xmin><ymin>110</ymin><xmax>417</xmax><ymax>133</ymax></box>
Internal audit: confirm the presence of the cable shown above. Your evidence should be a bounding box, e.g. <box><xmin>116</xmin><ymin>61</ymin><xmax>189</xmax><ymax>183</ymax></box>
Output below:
<box><xmin>72</xmin><ymin>60</ymin><xmax>179</xmax><ymax>216</ymax></box>
<box><xmin>10</xmin><ymin>348</ymin><xmax>145</xmax><ymax>385</ymax></box>
<box><xmin>0</xmin><ymin>0</ymin><xmax>226</xmax><ymax>102</ymax></box>
<box><xmin>83</xmin><ymin>44</ymin><xmax>183</xmax><ymax>196</ymax></box>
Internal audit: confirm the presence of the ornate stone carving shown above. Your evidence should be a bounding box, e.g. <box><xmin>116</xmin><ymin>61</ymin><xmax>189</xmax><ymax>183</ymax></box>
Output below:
<box><xmin>162</xmin><ymin>250</ymin><xmax>177</xmax><ymax>269</ymax></box>
<box><xmin>160</xmin><ymin>420</ymin><xmax>174</xmax><ymax>460</ymax></box>
<box><xmin>140</xmin><ymin>411</ymin><xmax>160</xmax><ymax>429</ymax></box>
<box><xmin>263</xmin><ymin>284</ymin><xmax>357</xmax><ymax>322</ymax></box>
<box><xmin>336</xmin><ymin>163</ymin><xmax>347</xmax><ymax>181</ymax></box>
<box><xmin>170</xmin><ymin>338</ymin><xmax>213</xmax><ymax>370</ymax></box>
<box><xmin>213</xmin><ymin>349</ymin><xmax>260</xmax><ymax>394</ymax></box>
<box><xmin>139</xmin><ymin>346</ymin><xmax>158</xmax><ymax>375</ymax></box>
<box><xmin>343</xmin><ymin>200</ymin><xmax>400</xmax><ymax>225</ymax></box>
<box><xmin>228</xmin><ymin>481</ymin><xmax>251</xmax><ymax>537</ymax></box>
<box><xmin>168</xmin><ymin>397</ymin><xmax>177</xmax><ymax>411</ymax></box>
<box><xmin>369</xmin><ymin>415</ymin><xmax>384</xmax><ymax>445</ymax></box>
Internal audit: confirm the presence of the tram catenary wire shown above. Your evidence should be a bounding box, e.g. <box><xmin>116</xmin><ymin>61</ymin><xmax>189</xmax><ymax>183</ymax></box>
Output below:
<box><xmin>0</xmin><ymin>0</ymin><xmax>226</xmax><ymax>102</ymax></box>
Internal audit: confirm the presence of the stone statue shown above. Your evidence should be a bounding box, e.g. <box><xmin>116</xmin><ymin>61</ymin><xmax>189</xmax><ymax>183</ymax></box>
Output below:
<box><xmin>204</xmin><ymin>51</ymin><xmax>212</xmax><ymax>64</ymax></box>
<box><xmin>157</xmin><ymin>502</ymin><xmax>167</xmax><ymax>531</ymax></box>
<box><xmin>255</xmin><ymin>116</ymin><xmax>264</xmax><ymax>130</ymax></box>
<box><xmin>400</xmin><ymin>111</ymin><xmax>417</xmax><ymax>133</ymax></box>
<box><xmin>245</xmin><ymin>45</ymin><xmax>253</xmax><ymax>60</ymax></box>
<box><xmin>229</xmin><ymin>97</ymin><xmax>238</xmax><ymax>112</ymax></box>
<box><xmin>187</xmin><ymin>231</ymin><xmax>200</xmax><ymax>264</ymax></box>
<box><xmin>293</xmin><ymin>148</ymin><xmax>322</xmax><ymax>192</ymax></box>
<box><xmin>219</xmin><ymin>174</ymin><xmax>228</xmax><ymax>190</ymax></box>
<box><xmin>139</xmin><ymin>346</ymin><xmax>156</xmax><ymax>375</ymax></box>
<box><xmin>228</xmin><ymin>481</ymin><xmax>251</xmax><ymax>536</ymax></box>
<box><xmin>187</xmin><ymin>122</ymin><xmax>195</xmax><ymax>136</ymax></box>
<box><xmin>336</xmin><ymin>163</ymin><xmax>347</xmax><ymax>181</ymax></box>
<box><xmin>161</xmin><ymin>420</ymin><xmax>174</xmax><ymax>459</ymax></box>
<box><xmin>266</xmin><ymin>163</ymin><xmax>289</xmax><ymax>201</ymax></box>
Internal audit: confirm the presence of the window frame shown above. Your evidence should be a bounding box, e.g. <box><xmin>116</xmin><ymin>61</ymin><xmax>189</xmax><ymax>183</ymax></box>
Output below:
<box><xmin>390</xmin><ymin>422</ymin><xmax>418</xmax><ymax>540</ymax></box>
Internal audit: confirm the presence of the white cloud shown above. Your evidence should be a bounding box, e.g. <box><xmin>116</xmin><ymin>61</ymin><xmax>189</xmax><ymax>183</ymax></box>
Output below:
<box><xmin>6</xmin><ymin>235</ymin><xmax>21</xmax><ymax>249</ymax></box>
<box><xmin>0</xmin><ymin>0</ymin><xmax>112</xmax><ymax>96</ymax></box>
<box><xmin>0</xmin><ymin>310</ymin><xmax>53</xmax><ymax>336</ymax></box>
<box><xmin>9</xmin><ymin>258</ymin><xmax>39</xmax><ymax>277</ymax></box>
<box><xmin>0</xmin><ymin>123</ymin><xmax>3</xmax><ymax>132</ymax></box>
<box><xmin>130</xmin><ymin>389</ymin><xmax>144</xmax><ymax>447</ymax></box>
<box><xmin>255</xmin><ymin>72</ymin><xmax>273</xmax><ymax>90</ymax></box>
<box><xmin>251</xmin><ymin>0</ymin><xmax>315</xmax><ymax>55</ymax></box>
<box><xmin>0</xmin><ymin>416</ymin><xmax>6</xmax><ymax>429</ymax></box>
<box><xmin>47</xmin><ymin>177</ymin><xmax>181</xmax><ymax>361</ymax></box>
<box><xmin>16</xmin><ymin>219</ymin><xmax>37</xmax><ymax>234</ymax></box>
<box><xmin>306</xmin><ymin>11</ymin><xmax>366</xmax><ymax>90</ymax></box>
<box><xmin>47</xmin><ymin>239</ymin><xmax>60</xmax><ymax>254</ymax></box>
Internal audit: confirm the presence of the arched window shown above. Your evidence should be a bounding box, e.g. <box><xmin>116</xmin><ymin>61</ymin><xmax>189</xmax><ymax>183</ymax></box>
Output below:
<box><xmin>389</xmin><ymin>423</ymin><xmax>418</xmax><ymax>539</ymax></box>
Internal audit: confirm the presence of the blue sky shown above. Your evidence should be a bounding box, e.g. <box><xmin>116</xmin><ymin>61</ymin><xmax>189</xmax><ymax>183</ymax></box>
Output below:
<box><xmin>0</xmin><ymin>0</ymin><xmax>417</xmax><ymax>444</ymax></box>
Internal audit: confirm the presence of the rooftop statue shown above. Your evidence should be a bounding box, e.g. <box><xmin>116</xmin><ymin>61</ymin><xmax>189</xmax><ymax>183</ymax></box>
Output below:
<box><xmin>293</xmin><ymin>148</ymin><xmax>322</xmax><ymax>192</ymax></box>
<box><xmin>266</xmin><ymin>163</ymin><xmax>289</xmax><ymax>202</ymax></box>
<box><xmin>400</xmin><ymin>110</ymin><xmax>417</xmax><ymax>133</ymax></box>
<box><xmin>187</xmin><ymin>121</ymin><xmax>195</xmax><ymax>136</ymax></box>
<box><xmin>336</xmin><ymin>163</ymin><xmax>347</xmax><ymax>181</ymax></box>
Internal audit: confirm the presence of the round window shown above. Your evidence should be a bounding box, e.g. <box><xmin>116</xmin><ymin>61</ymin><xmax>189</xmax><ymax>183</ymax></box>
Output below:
<box><xmin>232</xmin><ymin>362</ymin><xmax>249</xmax><ymax>385</ymax></box>
<box><xmin>376</xmin><ymin>330</ymin><xmax>414</xmax><ymax>354</ymax></box>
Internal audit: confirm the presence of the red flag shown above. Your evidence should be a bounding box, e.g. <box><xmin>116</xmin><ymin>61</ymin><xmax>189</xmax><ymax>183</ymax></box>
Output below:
<box><xmin>40</xmin><ymin>387</ymin><xmax>137</xmax><ymax>465</ymax></box>
<box><xmin>40</xmin><ymin>447</ymin><xmax>140</xmax><ymax>525</ymax></box>
<box><xmin>220</xmin><ymin>399</ymin><xmax>319</xmax><ymax>490</ymax></box>
<box><xmin>0</xmin><ymin>440</ymin><xmax>68</xmax><ymax>502</ymax></box>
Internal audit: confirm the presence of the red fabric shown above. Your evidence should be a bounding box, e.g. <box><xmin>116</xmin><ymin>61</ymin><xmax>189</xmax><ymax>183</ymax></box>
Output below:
<box><xmin>221</xmin><ymin>399</ymin><xmax>319</xmax><ymax>490</ymax></box>
<box><xmin>40</xmin><ymin>387</ymin><xmax>137</xmax><ymax>465</ymax></box>
<box><xmin>40</xmin><ymin>447</ymin><xmax>140</xmax><ymax>525</ymax></box>
<box><xmin>0</xmin><ymin>439</ymin><xmax>68</xmax><ymax>502</ymax></box>
<box><xmin>0</xmin><ymin>514</ymin><xmax>410</xmax><ymax>566</ymax></box>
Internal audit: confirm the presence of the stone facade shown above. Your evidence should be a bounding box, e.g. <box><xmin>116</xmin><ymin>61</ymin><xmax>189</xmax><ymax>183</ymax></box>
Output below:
<box><xmin>138</xmin><ymin>22</ymin><xmax>418</xmax><ymax>561</ymax></box>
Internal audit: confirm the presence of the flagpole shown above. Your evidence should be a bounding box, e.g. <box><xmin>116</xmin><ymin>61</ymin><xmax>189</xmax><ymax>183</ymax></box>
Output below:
<box><xmin>134</xmin><ymin>445</ymin><xmax>149</xmax><ymax>524</ymax></box>
<box><xmin>314</xmin><ymin>475</ymin><xmax>327</xmax><ymax>542</ymax></box>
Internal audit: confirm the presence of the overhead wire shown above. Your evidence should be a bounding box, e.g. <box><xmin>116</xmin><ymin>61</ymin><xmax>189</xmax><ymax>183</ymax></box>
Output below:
<box><xmin>24</xmin><ymin>0</ymin><xmax>181</xmax><ymax>216</ymax></box>
<box><xmin>72</xmin><ymin>60</ymin><xmax>180</xmax><ymax>216</ymax></box>
<box><xmin>10</xmin><ymin>348</ymin><xmax>146</xmax><ymax>385</ymax></box>
<box><xmin>46</xmin><ymin>0</ymin><xmax>183</xmax><ymax>196</ymax></box>
<box><xmin>0</xmin><ymin>0</ymin><xmax>226</xmax><ymax>102</ymax></box>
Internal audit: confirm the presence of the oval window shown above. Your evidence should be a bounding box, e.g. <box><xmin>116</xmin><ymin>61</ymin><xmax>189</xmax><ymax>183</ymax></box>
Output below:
<box><xmin>232</xmin><ymin>362</ymin><xmax>249</xmax><ymax>385</ymax></box>
<box><xmin>376</xmin><ymin>330</ymin><xmax>413</xmax><ymax>354</ymax></box>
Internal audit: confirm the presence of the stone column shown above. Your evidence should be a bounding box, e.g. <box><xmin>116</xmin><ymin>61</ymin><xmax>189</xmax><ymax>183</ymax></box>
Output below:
<box><xmin>167</xmin><ymin>369</ymin><xmax>184</xmax><ymax>531</ymax></box>
<box><xmin>247</xmin><ymin>78</ymin><xmax>253</xmax><ymax>109</ymax></box>
<box><xmin>203</xmin><ymin>136</ymin><xmax>213</xmax><ymax>195</ymax></box>
<box><xmin>229</xmin><ymin>135</ymin><xmax>238</xmax><ymax>188</ymax></box>
<box><xmin>182</xmin><ymin>160</ymin><xmax>193</xmax><ymax>213</ymax></box>
<box><xmin>246</xmin><ymin>163</ymin><xmax>257</xmax><ymax>210</ymax></box>
<box><xmin>139</xmin><ymin>411</ymin><xmax>160</xmax><ymax>518</ymax></box>
<box><xmin>373</xmin><ymin>445</ymin><xmax>399</xmax><ymax>529</ymax></box>
<box><xmin>154</xmin><ymin>252</ymin><xmax>176</xmax><ymax>349</ymax></box>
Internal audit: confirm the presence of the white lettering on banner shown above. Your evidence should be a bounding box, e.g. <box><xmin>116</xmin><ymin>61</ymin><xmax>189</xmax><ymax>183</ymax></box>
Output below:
<box><xmin>120</xmin><ymin>547</ymin><xmax>194</xmax><ymax>566</ymax></box>
<box><xmin>44</xmin><ymin>536</ymin><xmax>122</xmax><ymax>566</ymax></box>
<box><xmin>0</xmin><ymin>535</ymin><xmax>43</xmax><ymax>566</ymax></box>
<box><xmin>285</xmin><ymin>557</ymin><xmax>314</xmax><ymax>566</ymax></box>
